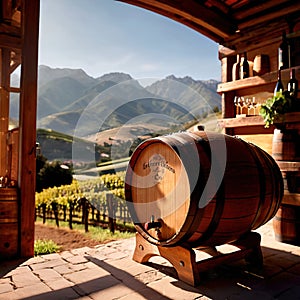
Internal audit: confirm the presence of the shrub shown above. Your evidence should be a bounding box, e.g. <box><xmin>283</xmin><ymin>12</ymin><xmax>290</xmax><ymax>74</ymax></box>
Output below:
<box><xmin>36</xmin><ymin>160</ymin><xmax>73</xmax><ymax>192</ymax></box>
<box><xmin>34</xmin><ymin>239</ymin><xmax>60</xmax><ymax>255</ymax></box>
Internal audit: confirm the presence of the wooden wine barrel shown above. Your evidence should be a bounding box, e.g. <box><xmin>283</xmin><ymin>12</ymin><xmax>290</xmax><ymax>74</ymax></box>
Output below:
<box><xmin>272</xmin><ymin>128</ymin><xmax>300</xmax><ymax>162</ymax></box>
<box><xmin>0</xmin><ymin>188</ymin><xmax>19</xmax><ymax>259</ymax></box>
<box><xmin>125</xmin><ymin>131</ymin><xmax>283</xmax><ymax>247</ymax></box>
<box><xmin>273</xmin><ymin>204</ymin><xmax>300</xmax><ymax>246</ymax></box>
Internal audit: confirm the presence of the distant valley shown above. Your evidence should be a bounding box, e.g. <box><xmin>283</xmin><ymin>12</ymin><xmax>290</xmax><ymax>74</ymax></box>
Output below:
<box><xmin>10</xmin><ymin>66</ymin><xmax>221</xmax><ymax>162</ymax></box>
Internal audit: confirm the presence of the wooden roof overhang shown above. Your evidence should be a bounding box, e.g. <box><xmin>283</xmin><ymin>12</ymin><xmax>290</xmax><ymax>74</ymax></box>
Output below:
<box><xmin>119</xmin><ymin>0</ymin><xmax>300</xmax><ymax>53</ymax></box>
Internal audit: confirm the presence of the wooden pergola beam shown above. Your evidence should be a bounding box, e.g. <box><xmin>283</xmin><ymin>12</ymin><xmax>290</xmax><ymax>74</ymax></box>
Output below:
<box><xmin>118</xmin><ymin>0</ymin><xmax>236</xmax><ymax>44</ymax></box>
<box><xmin>118</xmin><ymin>0</ymin><xmax>300</xmax><ymax>50</ymax></box>
<box><xmin>237</xmin><ymin>2</ymin><xmax>300</xmax><ymax>30</ymax></box>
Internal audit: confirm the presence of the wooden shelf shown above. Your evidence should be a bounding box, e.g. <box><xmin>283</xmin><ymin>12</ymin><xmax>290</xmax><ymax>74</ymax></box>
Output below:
<box><xmin>218</xmin><ymin>115</ymin><xmax>264</xmax><ymax>128</ymax></box>
<box><xmin>219</xmin><ymin>112</ymin><xmax>300</xmax><ymax>134</ymax></box>
<box><xmin>217</xmin><ymin>66</ymin><xmax>300</xmax><ymax>93</ymax></box>
<box><xmin>218</xmin><ymin>72</ymin><xmax>276</xmax><ymax>93</ymax></box>
<box><xmin>218</xmin><ymin>116</ymin><xmax>274</xmax><ymax>134</ymax></box>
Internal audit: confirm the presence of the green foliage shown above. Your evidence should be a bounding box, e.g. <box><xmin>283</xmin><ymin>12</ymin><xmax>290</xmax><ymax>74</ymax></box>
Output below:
<box><xmin>35</xmin><ymin>171</ymin><xmax>126</xmax><ymax>209</ymax></box>
<box><xmin>213</xmin><ymin>106</ymin><xmax>220</xmax><ymax>113</ymax></box>
<box><xmin>36</xmin><ymin>154</ymin><xmax>48</xmax><ymax>192</ymax></box>
<box><xmin>34</xmin><ymin>239</ymin><xmax>60</xmax><ymax>255</ymax></box>
<box><xmin>36</xmin><ymin>160</ymin><xmax>73</xmax><ymax>192</ymax></box>
<box><xmin>86</xmin><ymin>225</ymin><xmax>135</xmax><ymax>242</ymax></box>
<box><xmin>259</xmin><ymin>91</ymin><xmax>294</xmax><ymax>128</ymax></box>
<box><xmin>36</xmin><ymin>154</ymin><xmax>47</xmax><ymax>173</ymax></box>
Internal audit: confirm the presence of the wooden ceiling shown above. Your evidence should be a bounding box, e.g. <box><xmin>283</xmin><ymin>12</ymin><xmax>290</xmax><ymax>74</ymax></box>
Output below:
<box><xmin>119</xmin><ymin>0</ymin><xmax>300</xmax><ymax>51</ymax></box>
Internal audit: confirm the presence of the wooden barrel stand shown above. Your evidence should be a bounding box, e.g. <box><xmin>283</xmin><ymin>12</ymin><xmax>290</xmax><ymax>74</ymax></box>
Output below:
<box><xmin>133</xmin><ymin>232</ymin><xmax>263</xmax><ymax>286</ymax></box>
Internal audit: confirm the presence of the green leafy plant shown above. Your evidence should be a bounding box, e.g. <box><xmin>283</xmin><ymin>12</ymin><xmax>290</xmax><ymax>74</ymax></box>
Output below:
<box><xmin>34</xmin><ymin>239</ymin><xmax>60</xmax><ymax>255</ymax></box>
<box><xmin>259</xmin><ymin>91</ymin><xmax>294</xmax><ymax>128</ymax></box>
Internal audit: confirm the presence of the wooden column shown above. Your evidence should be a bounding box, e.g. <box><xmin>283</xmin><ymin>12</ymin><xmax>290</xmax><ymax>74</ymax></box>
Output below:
<box><xmin>19</xmin><ymin>0</ymin><xmax>40</xmax><ymax>257</ymax></box>
<box><xmin>0</xmin><ymin>48</ymin><xmax>11</xmax><ymax>178</ymax></box>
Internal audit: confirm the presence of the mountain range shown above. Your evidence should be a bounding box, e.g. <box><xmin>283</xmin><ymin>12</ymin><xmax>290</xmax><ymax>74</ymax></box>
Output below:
<box><xmin>10</xmin><ymin>65</ymin><xmax>221</xmax><ymax>139</ymax></box>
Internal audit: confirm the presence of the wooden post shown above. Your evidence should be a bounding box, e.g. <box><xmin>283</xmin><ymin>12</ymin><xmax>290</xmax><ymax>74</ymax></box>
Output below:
<box><xmin>63</xmin><ymin>205</ymin><xmax>66</xmax><ymax>221</ymax></box>
<box><xmin>19</xmin><ymin>0</ymin><xmax>40</xmax><ymax>257</ymax></box>
<box><xmin>42</xmin><ymin>204</ymin><xmax>46</xmax><ymax>224</ymax></box>
<box><xmin>81</xmin><ymin>198</ymin><xmax>86</xmax><ymax>224</ymax></box>
<box><xmin>52</xmin><ymin>202</ymin><xmax>59</xmax><ymax>227</ymax></box>
<box><xmin>69</xmin><ymin>202</ymin><xmax>73</xmax><ymax>230</ymax></box>
<box><xmin>107</xmin><ymin>193</ymin><xmax>115</xmax><ymax>233</ymax></box>
<box><xmin>84</xmin><ymin>201</ymin><xmax>89</xmax><ymax>233</ymax></box>
<box><xmin>96</xmin><ymin>210</ymin><xmax>100</xmax><ymax>224</ymax></box>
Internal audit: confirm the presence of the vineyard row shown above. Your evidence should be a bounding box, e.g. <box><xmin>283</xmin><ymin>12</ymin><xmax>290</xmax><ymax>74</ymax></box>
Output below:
<box><xmin>35</xmin><ymin>172</ymin><xmax>133</xmax><ymax>233</ymax></box>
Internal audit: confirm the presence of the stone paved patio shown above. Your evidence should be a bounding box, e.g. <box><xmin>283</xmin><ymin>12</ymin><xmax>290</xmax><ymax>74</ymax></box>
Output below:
<box><xmin>1</xmin><ymin>221</ymin><xmax>300</xmax><ymax>299</ymax></box>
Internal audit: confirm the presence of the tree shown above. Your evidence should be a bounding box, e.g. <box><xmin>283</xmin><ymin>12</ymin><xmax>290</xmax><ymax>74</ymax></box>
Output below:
<box><xmin>36</xmin><ymin>159</ymin><xmax>73</xmax><ymax>192</ymax></box>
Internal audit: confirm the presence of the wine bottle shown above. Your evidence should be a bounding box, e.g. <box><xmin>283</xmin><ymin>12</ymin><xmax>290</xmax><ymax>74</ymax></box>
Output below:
<box><xmin>287</xmin><ymin>68</ymin><xmax>298</xmax><ymax>99</ymax></box>
<box><xmin>278</xmin><ymin>31</ymin><xmax>290</xmax><ymax>70</ymax></box>
<box><xmin>239</xmin><ymin>52</ymin><xmax>249</xmax><ymax>79</ymax></box>
<box><xmin>232</xmin><ymin>54</ymin><xmax>240</xmax><ymax>81</ymax></box>
<box><xmin>274</xmin><ymin>69</ymin><xmax>284</xmax><ymax>96</ymax></box>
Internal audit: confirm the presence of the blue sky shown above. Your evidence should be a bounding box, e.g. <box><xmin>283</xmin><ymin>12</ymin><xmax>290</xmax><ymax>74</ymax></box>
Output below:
<box><xmin>39</xmin><ymin>0</ymin><xmax>220</xmax><ymax>81</ymax></box>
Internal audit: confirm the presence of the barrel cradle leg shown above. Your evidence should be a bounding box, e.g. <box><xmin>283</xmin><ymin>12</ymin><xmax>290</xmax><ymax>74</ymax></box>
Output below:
<box><xmin>133</xmin><ymin>233</ymin><xmax>201</xmax><ymax>286</ymax></box>
<box><xmin>230</xmin><ymin>231</ymin><xmax>263</xmax><ymax>267</ymax></box>
<box><xmin>195</xmin><ymin>232</ymin><xmax>263</xmax><ymax>271</ymax></box>
<box><xmin>133</xmin><ymin>232</ymin><xmax>161</xmax><ymax>263</ymax></box>
<box><xmin>184</xmin><ymin>232</ymin><xmax>263</xmax><ymax>282</ymax></box>
<box><xmin>133</xmin><ymin>232</ymin><xmax>263</xmax><ymax>286</ymax></box>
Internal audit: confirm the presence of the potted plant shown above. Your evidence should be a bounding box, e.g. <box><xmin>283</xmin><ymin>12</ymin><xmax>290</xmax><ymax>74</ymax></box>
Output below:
<box><xmin>259</xmin><ymin>90</ymin><xmax>296</xmax><ymax>128</ymax></box>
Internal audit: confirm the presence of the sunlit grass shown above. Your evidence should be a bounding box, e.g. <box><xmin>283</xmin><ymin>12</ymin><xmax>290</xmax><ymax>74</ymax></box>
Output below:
<box><xmin>86</xmin><ymin>225</ymin><xmax>135</xmax><ymax>243</ymax></box>
<box><xmin>34</xmin><ymin>239</ymin><xmax>60</xmax><ymax>255</ymax></box>
<box><xmin>35</xmin><ymin>217</ymin><xmax>135</xmax><ymax>244</ymax></box>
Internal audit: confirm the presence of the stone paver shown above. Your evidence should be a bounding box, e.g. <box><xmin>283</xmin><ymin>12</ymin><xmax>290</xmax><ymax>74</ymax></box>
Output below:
<box><xmin>0</xmin><ymin>283</ymin><xmax>13</xmax><ymax>294</ymax></box>
<box><xmin>88</xmin><ymin>283</ymin><xmax>137</xmax><ymax>300</ymax></box>
<box><xmin>29</xmin><ymin>258</ymin><xmax>68</xmax><ymax>271</ymax></box>
<box><xmin>0</xmin><ymin>282</ymin><xmax>52</xmax><ymax>300</ymax></box>
<box><xmin>34</xmin><ymin>268</ymin><xmax>65</xmax><ymax>287</ymax></box>
<box><xmin>12</xmin><ymin>271</ymin><xmax>41</xmax><ymax>288</ymax></box>
<box><xmin>0</xmin><ymin>221</ymin><xmax>300</xmax><ymax>299</ymax></box>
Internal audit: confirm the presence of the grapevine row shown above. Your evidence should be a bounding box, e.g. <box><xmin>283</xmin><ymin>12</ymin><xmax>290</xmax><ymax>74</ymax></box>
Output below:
<box><xmin>35</xmin><ymin>171</ymin><xmax>132</xmax><ymax>232</ymax></box>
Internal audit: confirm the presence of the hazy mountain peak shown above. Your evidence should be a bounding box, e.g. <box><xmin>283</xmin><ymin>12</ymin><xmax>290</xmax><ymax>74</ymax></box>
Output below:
<box><xmin>38</xmin><ymin>65</ymin><xmax>95</xmax><ymax>88</ymax></box>
<box><xmin>97</xmin><ymin>72</ymin><xmax>133</xmax><ymax>84</ymax></box>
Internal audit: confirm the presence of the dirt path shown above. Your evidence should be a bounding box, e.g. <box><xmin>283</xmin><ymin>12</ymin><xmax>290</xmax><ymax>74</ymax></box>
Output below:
<box><xmin>34</xmin><ymin>223</ymin><xmax>100</xmax><ymax>251</ymax></box>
